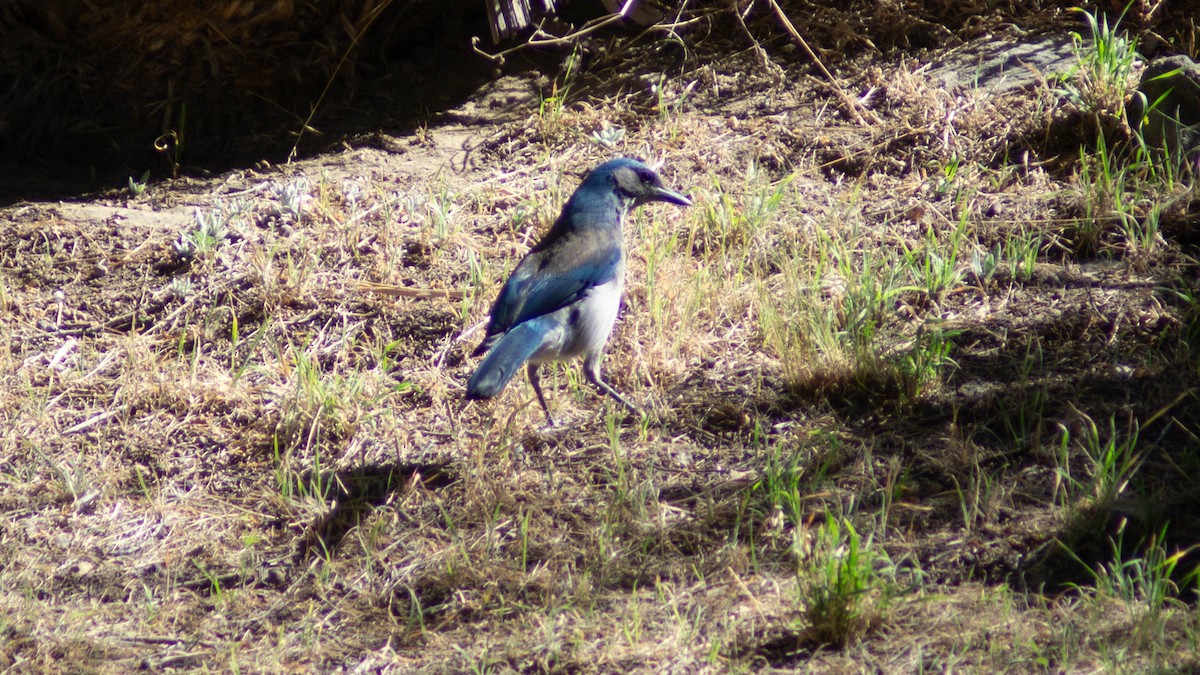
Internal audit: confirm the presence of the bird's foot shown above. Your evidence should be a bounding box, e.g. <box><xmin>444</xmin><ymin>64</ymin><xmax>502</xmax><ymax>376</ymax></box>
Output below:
<box><xmin>603</xmin><ymin>401</ymin><xmax>647</xmax><ymax>426</ymax></box>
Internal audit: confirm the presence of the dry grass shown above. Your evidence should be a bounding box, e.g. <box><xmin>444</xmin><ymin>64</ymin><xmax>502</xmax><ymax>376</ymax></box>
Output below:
<box><xmin>3</xmin><ymin>3</ymin><xmax>1200</xmax><ymax>672</ymax></box>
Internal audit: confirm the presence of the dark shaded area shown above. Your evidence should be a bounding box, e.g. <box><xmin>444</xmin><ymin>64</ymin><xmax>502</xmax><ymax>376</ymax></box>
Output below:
<box><xmin>295</xmin><ymin>461</ymin><xmax>455</xmax><ymax>561</ymax></box>
<box><xmin>0</xmin><ymin>0</ymin><xmax>596</xmax><ymax>202</ymax></box>
<box><xmin>10</xmin><ymin>0</ymin><xmax>1182</xmax><ymax>204</ymax></box>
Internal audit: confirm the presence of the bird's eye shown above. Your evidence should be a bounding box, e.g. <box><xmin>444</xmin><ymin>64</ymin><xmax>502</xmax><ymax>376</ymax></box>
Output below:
<box><xmin>637</xmin><ymin>169</ymin><xmax>656</xmax><ymax>184</ymax></box>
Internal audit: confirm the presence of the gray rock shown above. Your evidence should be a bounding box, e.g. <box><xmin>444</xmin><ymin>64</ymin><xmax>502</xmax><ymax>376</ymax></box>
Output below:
<box><xmin>925</xmin><ymin>32</ymin><xmax>1076</xmax><ymax>96</ymax></box>
<box><xmin>1130</xmin><ymin>54</ymin><xmax>1200</xmax><ymax>160</ymax></box>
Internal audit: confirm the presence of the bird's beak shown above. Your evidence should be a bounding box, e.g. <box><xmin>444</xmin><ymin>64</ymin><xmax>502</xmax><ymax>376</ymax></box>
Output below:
<box><xmin>653</xmin><ymin>187</ymin><xmax>691</xmax><ymax>207</ymax></box>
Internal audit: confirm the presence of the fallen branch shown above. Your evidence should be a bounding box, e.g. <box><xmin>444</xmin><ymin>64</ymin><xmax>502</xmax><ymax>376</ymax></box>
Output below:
<box><xmin>472</xmin><ymin>13</ymin><xmax>625</xmax><ymax>67</ymax></box>
<box><xmin>354</xmin><ymin>280</ymin><xmax>467</xmax><ymax>300</ymax></box>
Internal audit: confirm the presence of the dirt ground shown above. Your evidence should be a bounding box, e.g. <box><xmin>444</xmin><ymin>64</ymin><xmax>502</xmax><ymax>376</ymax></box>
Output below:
<box><xmin>2</xmin><ymin>3</ymin><xmax>1200</xmax><ymax>672</ymax></box>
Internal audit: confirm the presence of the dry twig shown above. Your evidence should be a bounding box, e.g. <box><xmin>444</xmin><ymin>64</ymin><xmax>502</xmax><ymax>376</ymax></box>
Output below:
<box><xmin>765</xmin><ymin>0</ymin><xmax>880</xmax><ymax>126</ymax></box>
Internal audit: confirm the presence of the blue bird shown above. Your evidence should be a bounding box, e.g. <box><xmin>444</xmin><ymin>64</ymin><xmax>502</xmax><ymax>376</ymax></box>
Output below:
<box><xmin>466</xmin><ymin>158</ymin><xmax>691</xmax><ymax>426</ymax></box>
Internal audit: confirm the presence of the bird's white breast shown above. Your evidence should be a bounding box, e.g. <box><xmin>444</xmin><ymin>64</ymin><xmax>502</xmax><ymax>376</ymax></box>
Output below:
<box><xmin>530</xmin><ymin>253</ymin><xmax>626</xmax><ymax>363</ymax></box>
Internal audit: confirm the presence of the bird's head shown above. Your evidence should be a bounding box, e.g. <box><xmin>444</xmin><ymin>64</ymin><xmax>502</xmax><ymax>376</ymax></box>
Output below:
<box><xmin>588</xmin><ymin>158</ymin><xmax>691</xmax><ymax>208</ymax></box>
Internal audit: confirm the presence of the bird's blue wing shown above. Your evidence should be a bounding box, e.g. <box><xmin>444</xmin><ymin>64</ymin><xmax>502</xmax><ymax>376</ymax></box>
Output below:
<box><xmin>522</xmin><ymin>247</ymin><xmax>619</xmax><ymax>320</ymax></box>
<box><xmin>482</xmin><ymin>229</ymin><xmax>621</xmax><ymax>340</ymax></box>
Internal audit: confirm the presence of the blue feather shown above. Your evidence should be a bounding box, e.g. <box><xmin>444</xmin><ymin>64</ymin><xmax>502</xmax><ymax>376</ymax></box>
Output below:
<box><xmin>466</xmin><ymin>316</ymin><xmax>556</xmax><ymax>400</ymax></box>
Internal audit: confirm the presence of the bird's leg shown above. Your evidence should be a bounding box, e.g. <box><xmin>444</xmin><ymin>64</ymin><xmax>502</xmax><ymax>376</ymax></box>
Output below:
<box><xmin>583</xmin><ymin>354</ymin><xmax>640</xmax><ymax>416</ymax></box>
<box><xmin>527</xmin><ymin>363</ymin><xmax>556</xmax><ymax>427</ymax></box>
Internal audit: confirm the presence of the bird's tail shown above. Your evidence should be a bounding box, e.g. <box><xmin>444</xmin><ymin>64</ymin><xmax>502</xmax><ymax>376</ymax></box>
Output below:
<box><xmin>466</xmin><ymin>317</ymin><xmax>554</xmax><ymax>400</ymax></box>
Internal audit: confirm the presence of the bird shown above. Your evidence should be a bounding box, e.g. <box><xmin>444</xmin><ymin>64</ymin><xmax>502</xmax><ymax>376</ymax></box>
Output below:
<box><xmin>466</xmin><ymin>157</ymin><xmax>691</xmax><ymax>426</ymax></box>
